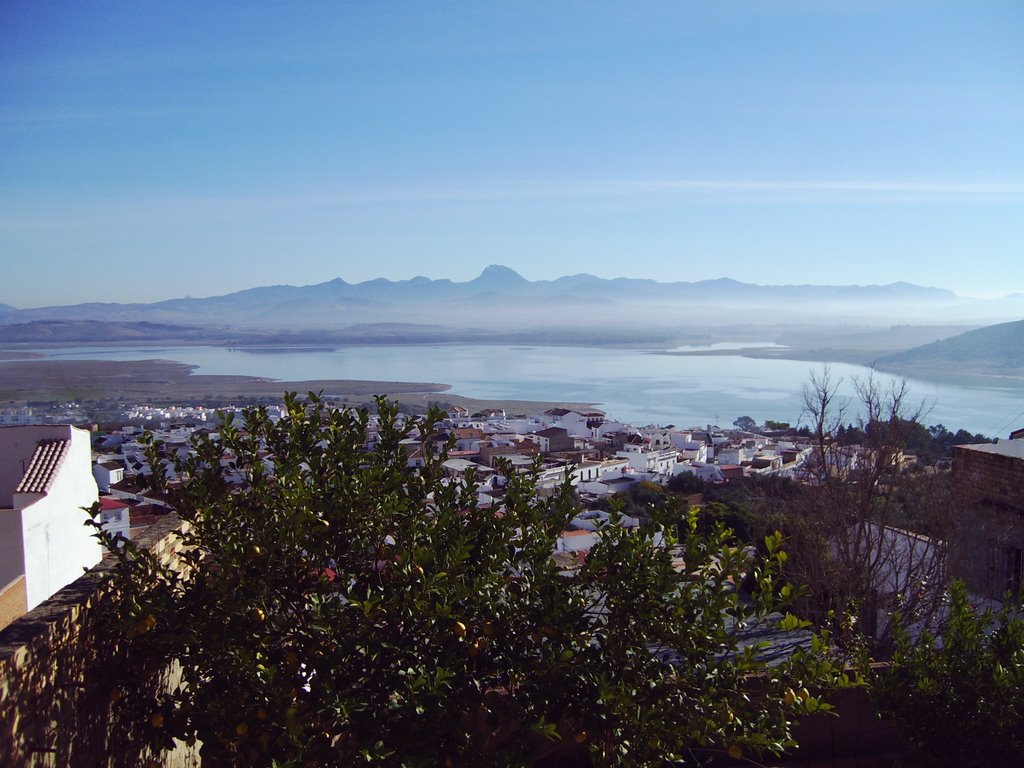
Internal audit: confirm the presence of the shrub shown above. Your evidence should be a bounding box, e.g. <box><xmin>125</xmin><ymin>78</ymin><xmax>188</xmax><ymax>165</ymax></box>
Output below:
<box><xmin>873</xmin><ymin>580</ymin><xmax>1024</xmax><ymax>766</ymax></box>
<box><xmin>93</xmin><ymin>394</ymin><xmax>847</xmax><ymax>767</ymax></box>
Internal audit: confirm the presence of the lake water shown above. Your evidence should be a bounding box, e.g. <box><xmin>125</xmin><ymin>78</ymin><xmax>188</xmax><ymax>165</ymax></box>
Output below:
<box><xmin>30</xmin><ymin>344</ymin><xmax>1024</xmax><ymax>437</ymax></box>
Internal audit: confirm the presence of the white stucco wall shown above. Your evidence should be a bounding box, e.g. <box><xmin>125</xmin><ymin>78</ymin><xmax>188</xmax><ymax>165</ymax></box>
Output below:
<box><xmin>616</xmin><ymin>447</ymin><xmax>678</xmax><ymax>474</ymax></box>
<box><xmin>92</xmin><ymin>462</ymin><xmax>124</xmax><ymax>493</ymax></box>
<box><xmin>0</xmin><ymin>509</ymin><xmax>26</xmax><ymax>594</ymax></box>
<box><xmin>99</xmin><ymin>505</ymin><xmax>132</xmax><ymax>542</ymax></box>
<box><xmin>11</xmin><ymin>426</ymin><xmax>100</xmax><ymax>611</ymax></box>
<box><xmin>717</xmin><ymin>447</ymin><xmax>745</xmax><ymax>466</ymax></box>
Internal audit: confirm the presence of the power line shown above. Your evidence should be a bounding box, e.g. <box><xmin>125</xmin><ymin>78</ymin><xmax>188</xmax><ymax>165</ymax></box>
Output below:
<box><xmin>993</xmin><ymin>403</ymin><xmax>1024</xmax><ymax>438</ymax></box>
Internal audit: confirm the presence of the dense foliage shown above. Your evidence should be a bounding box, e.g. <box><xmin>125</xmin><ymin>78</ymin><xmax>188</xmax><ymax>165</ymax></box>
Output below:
<box><xmin>833</xmin><ymin>420</ymin><xmax>991</xmax><ymax>465</ymax></box>
<box><xmin>93</xmin><ymin>394</ymin><xmax>849</xmax><ymax>767</ymax></box>
<box><xmin>874</xmin><ymin>581</ymin><xmax>1024</xmax><ymax>766</ymax></box>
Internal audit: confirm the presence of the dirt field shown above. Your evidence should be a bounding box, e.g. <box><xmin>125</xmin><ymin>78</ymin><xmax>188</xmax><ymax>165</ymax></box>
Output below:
<box><xmin>0</xmin><ymin>358</ymin><xmax>595</xmax><ymax>414</ymax></box>
<box><xmin>0</xmin><ymin>359</ymin><xmax>447</xmax><ymax>402</ymax></box>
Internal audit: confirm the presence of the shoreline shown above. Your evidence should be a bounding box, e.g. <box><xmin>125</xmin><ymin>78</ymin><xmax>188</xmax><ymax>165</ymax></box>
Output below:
<box><xmin>0</xmin><ymin>358</ymin><xmax>598</xmax><ymax>415</ymax></box>
<box><xmin>2</xmin><ymin>347</ymin><xmax>1021</xmax><ymax>410</ymax></box>
<box><xmin>0</xmin><ymin>358</ymin><xmax>448</xmax><ymax>402</ymax></box>
<box><xmin>0</xmin><ymin>353</ymin><xmax>1017</xmax><ymax>435</ymax></box>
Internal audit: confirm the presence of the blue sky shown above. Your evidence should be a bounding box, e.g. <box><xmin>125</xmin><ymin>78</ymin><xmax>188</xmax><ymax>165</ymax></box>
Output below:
<box><xmin>1</xmin><ymin>1</ymin><xmax>1022</xmax><ymax>307</ymax></box>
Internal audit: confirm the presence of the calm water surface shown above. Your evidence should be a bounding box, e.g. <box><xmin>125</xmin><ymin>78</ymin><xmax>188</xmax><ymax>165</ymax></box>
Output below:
<box><xmin>32</xmin><ymin>344</ymin><xmax>1024</xmax><ymax>436</ymax></box>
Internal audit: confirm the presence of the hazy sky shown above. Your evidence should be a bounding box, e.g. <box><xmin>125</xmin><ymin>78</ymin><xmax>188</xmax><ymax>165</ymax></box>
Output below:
<box><xmin>1</xmin><ymin>1</ymin><xmax>1022</xmax><ymax>307</ymax></box>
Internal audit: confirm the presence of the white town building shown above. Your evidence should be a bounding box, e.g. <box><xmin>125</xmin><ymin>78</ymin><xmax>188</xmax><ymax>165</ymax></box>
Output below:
<box><xmin>0</xmin><ymin>425</ymin><xmax>101</xmax><ymax>629</ymax></box>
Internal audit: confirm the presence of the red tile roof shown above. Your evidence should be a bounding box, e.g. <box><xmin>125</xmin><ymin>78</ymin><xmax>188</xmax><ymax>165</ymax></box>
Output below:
<box><xmin>15</xmin><ymin>439</ymin><xmax>70</xmax><ymax>495</ymax></box>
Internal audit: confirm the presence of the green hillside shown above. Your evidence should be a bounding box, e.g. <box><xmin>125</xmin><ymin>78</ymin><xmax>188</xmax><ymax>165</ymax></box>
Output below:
<box><xmin>878</xmin><ymin>318</ymin><xmax>1024</xmax><ymax>377</ymax></box>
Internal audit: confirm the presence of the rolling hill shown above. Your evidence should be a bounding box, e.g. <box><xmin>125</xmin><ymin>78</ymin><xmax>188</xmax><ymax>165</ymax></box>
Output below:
<box><xmin>877</xmin><ymin>319</ymin><xmax>1024</xmax><ymax>379</ymax></box>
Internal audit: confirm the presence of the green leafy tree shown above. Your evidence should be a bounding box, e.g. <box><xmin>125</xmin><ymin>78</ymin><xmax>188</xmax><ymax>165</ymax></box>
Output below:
<box><xmin>952</xmin><ymin>428</ymin><xmax>990</xmax><ymax>446</ymax></box>
<box><xmin>873</xmin><ymin>581</ymin><xmax>1024</xmax><ymax>766</ymax></box>
<box><xmin>93</xmin><ymin>394</ymin><xmax>848</xmax><ymax>767</ymax></box>
<box><xmin>732</xmin><ymin>416</ymin><xmax>757</xmax><ymax>432</ymax></box>
<box><xmin>666</xmin><ymin>471</ymin><xmax>707</xmax><ymax>496</ymax></box>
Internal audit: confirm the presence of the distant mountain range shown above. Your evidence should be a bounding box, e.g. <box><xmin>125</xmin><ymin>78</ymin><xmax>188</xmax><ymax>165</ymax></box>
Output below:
<box><xmin>0</xmin><ymin>269</ymin><xmax>1021</xmax><ymax>385</ymax></box>
<box><xmin>2</xmin><ymin>265</ymin><xmax>1021</xmax><ymax>335</ymax></box>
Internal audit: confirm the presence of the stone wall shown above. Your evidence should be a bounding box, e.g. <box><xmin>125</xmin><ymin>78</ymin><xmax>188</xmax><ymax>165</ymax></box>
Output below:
<box><xmin>952</xmin><ymin>444</ymin><xmax>1024</xmax><ymax>598</ymax></box>
<box><xmin>0</xmin><ymin>577</ymin><xmax>27</xmax><ymax>634</ymax></box>
<box><xmin>953</xmin><ymin>444</ymin><xmax>1024</xmax><ymax>511</ymax></box>
<box><xmin>0</xmin><ymin>515</ymin><xmax>197</xmax><ymax>768</ymax></box>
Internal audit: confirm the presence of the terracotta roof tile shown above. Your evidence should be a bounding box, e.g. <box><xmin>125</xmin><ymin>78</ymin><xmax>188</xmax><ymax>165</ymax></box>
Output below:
<box><xmin>15</xmin><ymin>439</ymin><xmax>70</xmax><ymax>495</ymax></box>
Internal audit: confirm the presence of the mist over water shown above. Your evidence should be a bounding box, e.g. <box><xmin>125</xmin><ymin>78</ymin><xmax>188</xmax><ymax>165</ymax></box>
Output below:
<box><xmin>36</xmin><ymin>344</ymin><xmax>1024</xmax><ymax>437</ymax></box>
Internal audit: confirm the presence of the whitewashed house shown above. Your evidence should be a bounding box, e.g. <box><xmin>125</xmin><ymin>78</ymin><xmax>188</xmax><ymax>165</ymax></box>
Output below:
<box><xmin>676</xmin><ymin>461</ymin><xmax>726</xmax><ymax>484</ymax></box>
<box><xmin>615</xmin><ymin>443</ymin><xmax>679</xmax><ymax>476</ymax></box>
<box><xmin>716</xmin><ymin>446</ymin><xmax>746</xmax><ymax>466</ymax></box>
<box><xmin>0</xmin><ymin>425</ymin><xmax>101</xmax><ymax>628</ymax></box>
<box><xmin>92</xmin><ymin>460</ymin><xmax>125</xmax><ymax>493</ymax></box>
<box><xmin>96</xmin><ymin>496</ymin><xmax>132</xmax><ymax>543</ymax></box>
<box><xmin>543</xmin><ymin>408</ymin><xmax>606</xmax><ymax>438</ymax></box>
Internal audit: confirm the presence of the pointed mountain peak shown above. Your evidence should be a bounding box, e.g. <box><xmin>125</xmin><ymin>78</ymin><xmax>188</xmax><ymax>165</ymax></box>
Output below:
<box><xmin>471</xmin><ymin>264</ymin><xmax>528</xmax><ymax>284</ymax></box>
